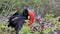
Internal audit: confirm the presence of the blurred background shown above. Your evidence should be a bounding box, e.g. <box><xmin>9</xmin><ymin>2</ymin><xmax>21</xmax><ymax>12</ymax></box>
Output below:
<box><xmin>0</xmin><ymin>0</ymin><xmax>60</xmax><ymax>34</ymax></box>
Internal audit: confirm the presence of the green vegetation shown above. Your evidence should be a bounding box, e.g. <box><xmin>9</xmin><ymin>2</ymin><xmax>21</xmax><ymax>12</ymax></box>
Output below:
<box><xmin>0</xmin><ymin>0</ymin><xmax>60</xmax><ymax>34</ymax></box>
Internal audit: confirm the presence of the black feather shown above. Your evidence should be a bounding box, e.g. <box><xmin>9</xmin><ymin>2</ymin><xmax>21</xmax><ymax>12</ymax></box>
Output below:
<box><xmin>8</xmin><ymin>9</ymin><xmax>28</xmax><ymax>34</ymax></box>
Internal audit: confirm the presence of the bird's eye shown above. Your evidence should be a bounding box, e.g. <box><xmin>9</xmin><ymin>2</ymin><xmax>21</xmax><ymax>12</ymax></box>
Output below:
<box><xmin>28</xmin><ymin>16</ymin><xmax>30</xmax><ymax>20</ymax></box>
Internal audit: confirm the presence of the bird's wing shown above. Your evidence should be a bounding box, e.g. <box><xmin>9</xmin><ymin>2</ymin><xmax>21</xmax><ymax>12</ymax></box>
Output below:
<box><xmin>15</xmin><ymin>16</ymin><xmax>26</xmax><ymax>32</ymax></box>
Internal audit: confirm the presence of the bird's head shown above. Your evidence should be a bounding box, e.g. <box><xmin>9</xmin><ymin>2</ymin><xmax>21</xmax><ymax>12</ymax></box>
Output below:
<box><xmin>22</xmin><ymin>8</ymin><xmax>28</xmax><ymax>19</ymax></box>
<box><xmin>22</xmin><ymin>8</ymin><xmax>34</xmax><ymax>26</ymax></box>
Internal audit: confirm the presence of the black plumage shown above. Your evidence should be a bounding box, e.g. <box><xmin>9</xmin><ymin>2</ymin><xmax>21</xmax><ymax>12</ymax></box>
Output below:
<box><xmin>8</xmin><ymin>8</ymin><xmax>28</xmax><ymax>34</ymax></box>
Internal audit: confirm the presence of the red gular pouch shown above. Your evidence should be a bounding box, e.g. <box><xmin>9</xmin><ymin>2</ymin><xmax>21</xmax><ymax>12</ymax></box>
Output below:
<box><xmin>28</xmin><ymin>10</ymin><xmax>34</xmax><ymax>26</ymax></box>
